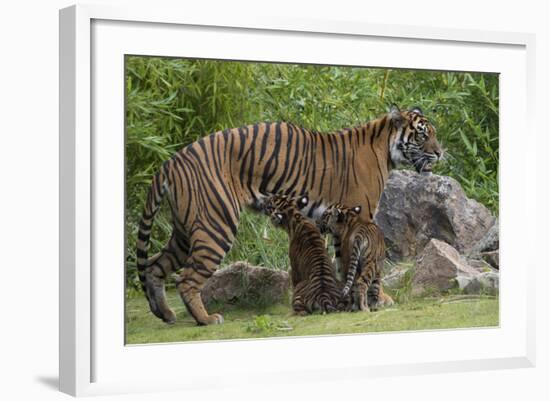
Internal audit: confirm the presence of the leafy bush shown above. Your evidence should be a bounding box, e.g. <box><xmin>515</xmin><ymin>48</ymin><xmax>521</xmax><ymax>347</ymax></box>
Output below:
<box><xmin>125</xmin><ymin>57</ymin><xmax>498</xmax><ymax>290</ymax></box>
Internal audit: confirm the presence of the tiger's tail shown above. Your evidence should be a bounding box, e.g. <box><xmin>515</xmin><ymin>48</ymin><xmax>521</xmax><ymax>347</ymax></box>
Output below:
<box><xmin>342</xmin><ymin>243</ymin><xmax>361</xmax><ymax>297</ymax></box>
<box><xmin>136</xmin><ymin>163</ymin><xmax>170</xmax><ymax>291</ymax></box>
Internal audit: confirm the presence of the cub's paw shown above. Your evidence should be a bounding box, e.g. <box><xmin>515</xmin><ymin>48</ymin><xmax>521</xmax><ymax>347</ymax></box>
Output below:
<box><xmin>377</xmin><ymin>293</ymin><xmax>395</xmax><ymax>308</ymax></box>
<box><xmin>358</xmin><ymin>304</ymin><xmax>371</xmax><ymax>312</ymax></box>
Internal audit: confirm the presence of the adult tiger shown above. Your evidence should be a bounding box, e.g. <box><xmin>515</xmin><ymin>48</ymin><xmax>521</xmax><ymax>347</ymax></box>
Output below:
<box><xmin>136</xmin><ymin>105</ymin><xmax>442</xmax><ymax>325</ymax></box>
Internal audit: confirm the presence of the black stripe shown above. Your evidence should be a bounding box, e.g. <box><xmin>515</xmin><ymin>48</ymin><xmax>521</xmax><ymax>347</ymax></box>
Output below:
<box><xmin>365</xmin><ymin>195</ymin><xmax>373</xmax><ymax>220</ymax></box>
<box><xmin>173</xmin><ymin>155</ymin><xmax>193</xmax><ymax>225</ymax></box>
<box><xmin>318</xmin><ymin>134</ymin><xmax>327</xmax><ymax>194</ymax></box>
<box><xmin>376</xmin><ymin>116</ymin><xmax>387</xmax><ymax>138</ymax></box>
<box><xmin>139</xmin><ymin>221</ymin><xmax>152</xmax><ymax>231</ymax></box>
<box><xmin>238</xmin><ymin>126</ymin><xmax>254</xmax><ymax>186</ymax></box>
<box><xmin>271</xmin><ymin>123</ymin><xmax>293</xmax><ymax>194</ymax></box>
<box><xmin>137</xmin><ymin>231</ymin><xmax>149</xmax><ymax>242</ymax></box>
<box><xmin>192</xmin><ymin>245</ymin><xmax>224</xmax><ymax>259</ymax></box>
<box><xmin>259</xmin><ymin>122</ymin><xmax>271</xmax><ymax>160</ymax></box>
<box><xmin>370</xmin><ymin>133</ymin><xmax>384</xmax><ymax>197</ymax></box>
<box><xmin>246</xmin><ymin>124</ymin><xmax>259</xmax><ymax>200</ymax></box>
<box><xmin>308</xmin><ymin>131</ymin><xmax>318</xmax><ymax>190</ymax></box>
<box><xmin>136</xmin><ymin>249</ymin><xmax>148</xmax><ymax>259</ymax></box>
<box><xmin>283</xmin><ymin>125</ymin><xmax>302</xmax><ymax>194</ymax></box>
<box><xmin>259</xmin><ymin>122</ymin><xmax>282</xmax><ymax>194</ymax></box>
<box><xmin>237</xmin><ymin>126</ymin><xmax>247</xmax><ymax>160</ymax></box>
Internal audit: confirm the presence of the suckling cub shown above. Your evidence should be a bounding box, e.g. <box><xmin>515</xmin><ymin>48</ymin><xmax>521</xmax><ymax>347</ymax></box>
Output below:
<box><xmin>262</xmin><ymin>195</ymin><xmax>346</xmax><ymax>314</ymax></box>
<box><xmin>318</xmin><ymin>204</ymin><xmax>391</xmax><ymax>311</ymax></box>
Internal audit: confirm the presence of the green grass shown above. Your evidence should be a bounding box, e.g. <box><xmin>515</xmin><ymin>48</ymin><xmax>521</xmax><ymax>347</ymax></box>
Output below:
<box><xmin>125</xmin><ymin>290</ymin><xmax>499</xmax><ymax>344</ymax></box>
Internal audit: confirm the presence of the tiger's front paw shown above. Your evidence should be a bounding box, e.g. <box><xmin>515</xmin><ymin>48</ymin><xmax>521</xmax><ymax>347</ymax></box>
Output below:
<box><xmin>208</xmin><ymin>313</ymin><xmax>224</xmax><ymax>325</ymax></box>
<box><xmin>197</xmin><ymin>313</ymin><xmax>224</xmax><ymax>326</ymax></box>
<box><xmin>162</xmin><ymin>309</ymin><xmax>177</xmax><ymax>325</ymax></box>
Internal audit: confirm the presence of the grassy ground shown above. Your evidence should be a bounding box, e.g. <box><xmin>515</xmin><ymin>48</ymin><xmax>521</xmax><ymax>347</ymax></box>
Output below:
<box><xmin>125</xmin><ymin>290</ymin><xmax>499</xmax><ymax>344</ymax></box>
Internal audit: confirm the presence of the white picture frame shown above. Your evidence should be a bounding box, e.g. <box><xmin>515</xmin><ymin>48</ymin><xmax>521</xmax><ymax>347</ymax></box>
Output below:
<box><xmin>59</xmin><ymin>3</ymin><xmax>536</xmax><ymax>397</ymax></box>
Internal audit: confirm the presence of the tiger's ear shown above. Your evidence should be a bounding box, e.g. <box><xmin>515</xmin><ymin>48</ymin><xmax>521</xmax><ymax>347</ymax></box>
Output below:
<box><xmin>336</xmin><ymin>209</ymin><xmax>345</xmax><ymax>223</ymax></box>
<box><xmin>272</xmin><ymin>212</ymin><xmax>285</xmax><ymax>225</ymax></box>
<box><xmin>297</xmin><ymin>196</ymin><xmax>309</xmax><ymax>209</ymax></box>
<box><xmin>352</xmin><ymin>206</ymin><xmax>361</xmax><ymax>214</ymax></box>
<box><xmin>410</xmin><ymin>106</ymin><xmax>424</xmax><ymax>116</ymax></box>
<box><xmin>389</xmin><ymin>104</ymin><xmax>404</xmax><ymax>127</ymax></box>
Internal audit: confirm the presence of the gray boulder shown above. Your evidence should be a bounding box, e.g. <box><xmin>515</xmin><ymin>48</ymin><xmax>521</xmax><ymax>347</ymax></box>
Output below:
<box><xmin>381</xmin><ymin>263</ymin><xmax>411</xmax><ymax>289</ymax></box>
<box><xmin>201</xmin><ymin>262</ymin><xmax>290</xmax><ymax>306</ymax></box>
<box><xmin>467</xmin><ymin>220</ymin><xmax>499</xmax><ymax>269</ymax></box>
<box><xmin>375</xmin><ymin>170</ymin><xmax>496</xmax><ymax>261</ymax></box>
<box><xmin>480</xmin><ymin>250</ymin><xmax>499</xmax><ymax>269</ymax></box>
<box><xmin>468</xmin><ymin>220</ymin><xmax>499</xmax><ymax>254</ymax></box>
<box><xmin>463</xmin><ymin>272</ymin><xmax>499</xmax><ymax>295</ymax></box>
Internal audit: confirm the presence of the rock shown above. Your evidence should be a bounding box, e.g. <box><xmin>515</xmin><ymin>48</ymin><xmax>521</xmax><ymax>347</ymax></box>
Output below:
<box><xmin>381</xmin><ymin>263</ymin><xmax>411</xmax><ymax>289</ymax></box>
<box><xmin>468</xmin><ymin>220</ymin><xmax>499</xmax><ymax>254</ymax></box>
<box><xmin>466</xmin><ymin>257</ymin><xmax>497</xmax><ymax>274</ymax></box>
<box><xmin>413</xmin><ymin>239</ymin><xmax>479</xmax><ymax>293</ymax></box>
<box><xmin>466</xmin><ymin>221</ymin><xmax>499</xmax><ymax>268</ymax></box>
<box><xmin>480</xmin><ymin>250</ymin><xmax>499</xmax><ymax>269</ymax></box>
<box><xmin>201</xmin><ymin>262</ymin><xmax>290</xmax><ymax>306</ymax></box>
<box><xmin>375</xmin><ymin>170</ymin><xmax>496</xmax><ymax>261</ymax></box>
<box><xmin>463</xmin><ymin>272</ymin><xmax>499</xmax><ymax>295</ymax></box>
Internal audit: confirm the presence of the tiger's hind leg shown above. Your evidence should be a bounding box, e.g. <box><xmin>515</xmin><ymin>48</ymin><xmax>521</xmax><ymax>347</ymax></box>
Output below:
<box><xmin>175</xmin><ymin>224</ymin><xmax>236</xmax><ymax>325</ymax></box>
<box><xmin>141</xmin><ymin>233</ymin><xmax>189</xmax><ymax>324</ymax></box>
<box><xmin>355</xmin><ymin>281</ymin><xmax>370</xmax><ymax>312</ymax></box>
<box><xmin>331</xmin><ymin>235</ymin><xmax>343</xmax><ymax>279</ymax></box>
<box><xmin>355</xmin><ymin>262</ymin><xmax>376</xmax><ymax>312</ymax></box>
<box><xmin>175</xmin><ymin>260</ymin><xmax>224</xmax><ymax>325</ymax></box>
<box><xmin>367</xmin><ymin>276</ymin><xmax>381</xmax><ymax>312</ymax></box>
<box><xmin>291</xmin><ymin>282</ymin><xmax>308</xmax><ymax>315</ymax></box>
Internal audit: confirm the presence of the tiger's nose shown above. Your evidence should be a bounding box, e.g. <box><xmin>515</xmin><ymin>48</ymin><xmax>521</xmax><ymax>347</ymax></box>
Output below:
<box><xmin>434</xmin><ymin>150</ymin><xmax>442</xmax><ymax>160</ymax></box>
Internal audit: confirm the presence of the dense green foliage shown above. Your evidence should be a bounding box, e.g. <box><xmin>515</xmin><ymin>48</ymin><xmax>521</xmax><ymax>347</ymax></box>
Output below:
<box><xmin>125</xmin><ymin>56</ymin><xmax>499</xmax><ymax>290</ymax></box>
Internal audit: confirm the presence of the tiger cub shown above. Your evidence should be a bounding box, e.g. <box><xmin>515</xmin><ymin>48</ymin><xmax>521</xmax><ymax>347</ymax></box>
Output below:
<box><xmin>262</xmin><ymin>195</ymin><xmax>346</xmax><ymax>314</ymax></box>
<box><xmin>318</xmin><ymin>204</ymin><xmax>387</xmax><ymax>311</ymax></box>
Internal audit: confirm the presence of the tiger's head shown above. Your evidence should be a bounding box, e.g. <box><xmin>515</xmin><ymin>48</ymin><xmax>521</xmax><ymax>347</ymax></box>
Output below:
<box><xmin>389</xmin><ymin>105</ymin><xmax>442</xmax><ymax>175</ymax></box>
<box><xmin>261</xmin><ymin>194</ymin><xmax>309</xmax><ymax>227</ymax></box>
<box><xmin>317</xmin><ymin>203</ymin><xmax>361</xmax><ymax>235</ymax></box>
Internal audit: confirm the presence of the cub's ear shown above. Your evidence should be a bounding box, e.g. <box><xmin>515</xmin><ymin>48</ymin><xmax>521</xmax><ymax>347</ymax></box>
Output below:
<box><xmin>336</xmin><ymin>209</ymin><xmax>345</xmax><ymax>223</ymax></box>
<box><xmin>389</xmin><ymin>104</ymin><xmax>404</xmax><ymax>127</ymax></box>
<box><xmin>297</xmin><ymin>196</ymin><xmax>309</xmax><ymax>209</ymax></box>
<box><xmin>259</xmin><ymin>199</ymin><xmax>271</xmax><ymax>214</ymax></box>
<box><xmin>352</xmin><ymin>206</ymin><xmax>361</xmax><ymax>214</ymax></box>
<box><xmin>410</xmin><ymin>106</ymin><xmax>424</xmax><ymax>116</ymax></box>
<box><xmin>272</xmin><ymin>212</ymin><xmax>285</xmax><ymax>225</ymax></box>
<box><xmin>256</xmin><ymin>197</ymin><xmax>267</xmax><ymax>210</ymax></box>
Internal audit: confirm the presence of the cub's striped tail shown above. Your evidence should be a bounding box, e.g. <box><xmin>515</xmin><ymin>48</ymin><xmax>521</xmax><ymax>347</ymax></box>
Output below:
<box><xmin>342</xmin><ymin>242</ymin><xmax>362</xmax><ymax>297</ymax></box>
<box><xmin>136</xmin><ymin>163</ymin><xmax>169</xmax><ymax>291</ymax></box>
